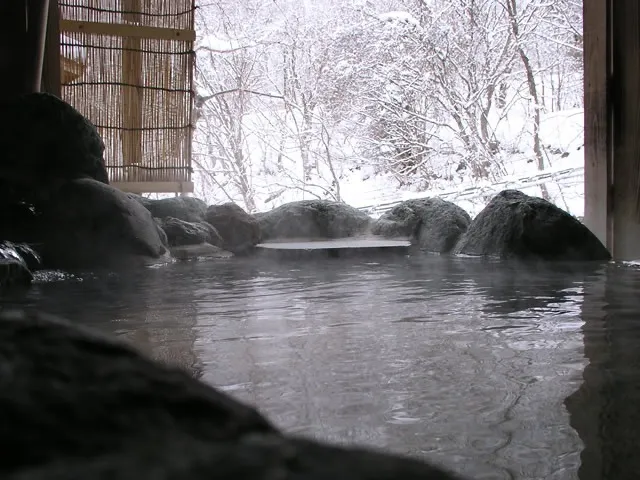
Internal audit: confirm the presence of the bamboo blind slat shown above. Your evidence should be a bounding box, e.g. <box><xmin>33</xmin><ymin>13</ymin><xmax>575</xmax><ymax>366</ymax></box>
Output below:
<box><xmin>59</xmin><ymin>0</ymin><xmax>195</xmax><ymax>189</ymax></box>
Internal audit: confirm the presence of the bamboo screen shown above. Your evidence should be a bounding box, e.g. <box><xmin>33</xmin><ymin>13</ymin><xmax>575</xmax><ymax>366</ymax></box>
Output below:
<box><xmin>59</xmin><ymin>0</ymin><xmax>196</xmax><ymax>192</ymax></box>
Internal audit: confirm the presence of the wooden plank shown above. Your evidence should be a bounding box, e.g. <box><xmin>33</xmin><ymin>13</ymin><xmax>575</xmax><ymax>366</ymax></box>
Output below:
<box><xmin>60</xmin><ymin>19</ymin><xmax>195</xmax><ymax>42</ymax></box>
<box><xmin>111</xmin><ymin>181</ymin><xmax>195</xmax><ymax>194</ymax></box>
<box><xmin>610</xmin><ymin>0</ymin><xmax>640</xmax><ymax>260</ymax></box>
<box><xmin>583</xmin><ymin>0</ymin><xmax>613</xmax><ymax>250</ymax></box>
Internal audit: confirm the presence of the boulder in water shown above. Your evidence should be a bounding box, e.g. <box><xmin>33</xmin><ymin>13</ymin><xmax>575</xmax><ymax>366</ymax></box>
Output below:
<box><xmin>372</xmin><ymin>198</ymin><xmax>471</xmax><ymax>253</ymax></box>
<box><xmin>170</xmin><ymin>243</ymin><xmax>233</xmax><ymax>261</ymax></box>
<box><xmin>138</xmin><ymin>197</ymin><xmax>208</xmax><ymax>223</ymax></box>
<box><xmin>205</xmin><ymin>203</ymin><xmax>261</xmax><ymax>254</ymax></box>
<box><xmin>0</xmin><ymin>243</ymin><xmax>34</xmax><ymax>288</ymax></box>
<box><xmin>0</xmin><ymin>93</ymin><xmax>108</xmax><ymax>193</ymax></box>
<box><xmin>159</xmin><ymin>217</ymin><xmax>223</xmax><ymax>248</ymax></box>
<box><xmin>1</xmin><ymin>242</ymin><xmax>42</xmax><ymax>272</ymax></box>
<box><xmin>39</xmin><ymin>179</ymin><xmax>170</xmax><ymax>269</ymax></box>
<box><xmin>453</xmin><ymin>190</ymin><xmax>611</xmax><ymax>261</ymax></box>
<box><xmin>0</xmin><ymin>309</ymin><xmax>465</xmax><ymax>480</ymax></box>
<box><xmin>256</xmin><ymin>200</ymin><xmax>372</xmax><ymax>241</ymax></box>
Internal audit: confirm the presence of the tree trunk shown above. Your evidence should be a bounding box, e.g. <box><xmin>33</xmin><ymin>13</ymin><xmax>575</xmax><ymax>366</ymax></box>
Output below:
<box><xmin>506</xmin><ymin>0</ymin><xmax>549</xmax><ymax>200</ymax></box>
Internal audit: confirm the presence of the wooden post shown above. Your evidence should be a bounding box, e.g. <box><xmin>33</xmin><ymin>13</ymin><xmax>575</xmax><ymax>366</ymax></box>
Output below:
<box><xmin>26</xmin><ymin>0</ymin><xmax>50</xmax><ymax>93</ymax></box>
<box><xmin>121</xmin><ymin>0</ymin><xmax>143</xmax><ymax>170</ymax></box>
<box><xmin>41</xmin><ymin>0</ymin><xmax>61</xmax><ymax>97</ymax></box>
<box><xmin>610</xmin><ymin>0</ymin><xmax>640</xmax><ymax>260</ymax></box>
<box><xmin>0</xmin><ymin>0</ymin><xmax>49</xmax><ymax>100</ymax></box>
<box><xmin>583</xmin><ymin>0</ymin><xmax>613</xmax><ymax>250</ymax></box>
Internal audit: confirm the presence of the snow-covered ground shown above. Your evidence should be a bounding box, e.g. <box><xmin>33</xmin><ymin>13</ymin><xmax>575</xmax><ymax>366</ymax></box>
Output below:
<box><xmin>351</xmin><ymin>109</ymin><xmax>585</xmax><ymax>218</ymax></box>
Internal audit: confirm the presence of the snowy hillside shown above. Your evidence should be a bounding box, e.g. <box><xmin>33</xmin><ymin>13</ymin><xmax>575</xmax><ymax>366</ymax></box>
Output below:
<box><xmin>189</xmin><ymin>0</ymin><xmax>584</xmax><ymax>219</ymax></box>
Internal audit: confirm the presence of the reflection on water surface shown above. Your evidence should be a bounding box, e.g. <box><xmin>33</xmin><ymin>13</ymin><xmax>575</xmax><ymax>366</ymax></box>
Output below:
<box><xmin>4</xmin><ymin>255</ymin><xmax>640</xmax><ymax>480</ymax></box>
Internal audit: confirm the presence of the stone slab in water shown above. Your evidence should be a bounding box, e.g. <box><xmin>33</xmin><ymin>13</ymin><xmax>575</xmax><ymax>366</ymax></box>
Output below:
<box><xmin>257</xmin><ymin>238</ymin><xmax>411</xmax><ymax>250</ymax></box>
<box><xmin>255</xmin><ymin>237</ymin><xmax>411</xmax><ymax>260</ymax></box>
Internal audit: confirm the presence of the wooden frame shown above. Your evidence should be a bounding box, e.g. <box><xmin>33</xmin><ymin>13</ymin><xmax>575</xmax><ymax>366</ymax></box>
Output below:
<box><xmin>58</xmin><ymin>0</ymin><xmax>196</xmax><ymax>195</ymax></box>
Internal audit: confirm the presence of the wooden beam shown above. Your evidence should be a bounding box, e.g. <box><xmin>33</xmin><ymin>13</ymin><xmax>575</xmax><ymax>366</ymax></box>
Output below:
<box><xmin>60</xmin><ymin>19</ymin><xmax>195</xmax><ymax>42</ymax></box>
<box><xmin>111</xmin><ymin>182</ymin><xmax>195</xmax><ymax>194</ymax></box>
<box><xmin>583</xmin><ymin>0</ymin><xmax>613</xmax><ymax>249</ymax></box>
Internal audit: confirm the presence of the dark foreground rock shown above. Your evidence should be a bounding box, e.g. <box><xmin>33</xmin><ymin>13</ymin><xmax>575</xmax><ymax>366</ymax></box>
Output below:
<box><xmin>39</xmin><ymin>179</ymin><xmax>170</xmax><ymax>269</ymax></box>
<box><xmin>0</xmin><ymin>310</ymin><xmax>464</xmax><ymax>480</ymax></box>
<box><xmin>138</xmin><ymin>196</ymin><xmax>209</xmax><ymax>224</ymax></box>
<box><xmin>454</xmin><ymin>190</ymin><xmax>611</xmax><ymax>261</ymax></box>
<box><xmin>205</xmin><ymin>203</ymin><xmax>261</xmax><ymax>254</ymax></box>
<box><xmin>0</xmin><ymin>93</ymin><xmax>108</xmax><ymax>192</ymax></box>
<box><xmin>159</xmin><ymin>217</ymin><xmax>223</xmax><ymax>248</ymax></box>
<box><xmin>372</xmin><ymin>198</ymin><xmax>471</xmax><ymax>253</ymax></box>
<box><xmin>256</xmin><ymin>200</ymin><xmax>372</xmax><ymax>241</ymax></box>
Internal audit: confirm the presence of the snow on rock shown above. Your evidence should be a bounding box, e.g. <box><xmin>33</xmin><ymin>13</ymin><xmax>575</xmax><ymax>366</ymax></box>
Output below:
<box><xmin>453</xmin><ymin>189</ymin><xmax>609</xmax><ymax>261</ymax></box>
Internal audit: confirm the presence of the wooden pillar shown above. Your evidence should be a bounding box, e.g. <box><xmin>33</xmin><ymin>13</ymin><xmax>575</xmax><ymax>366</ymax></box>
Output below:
<box><xmin>585</xmin><ymin>0</ymin><xmax>640</xmax><ymax>260</ymax></box>
<box><xmin>583</xmin><ymin>0</ymin><xmax>613</xmax><ymax>250</ymax></box>
<box><xmin>26</xmin><ymin>0</ymin><xmax>50</xmax><ymax>93</ymax></box>
<box><xmin>609</xmin><ymin>0</ymin><xmax>640</xmax><ymax>260</ymax></box>
<box><xmin>0</xmin><ymin>0</ymin><xmax>49</xmax><ymax>100</ymax></box>
<box><xmin>41</xmin><ymin>0</ymin><xmax>61</xmax><ymax>97</ymax></box>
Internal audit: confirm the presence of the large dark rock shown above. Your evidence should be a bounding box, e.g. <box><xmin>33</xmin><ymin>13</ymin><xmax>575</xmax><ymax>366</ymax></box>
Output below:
<box><xmin>159</xmin><ymin>217</ymin><xmax>223</xmax><ymax>247</ymax></box>
<box><xmin>0</xmin><ymin>310</ymin><xmax>464</xmax><ymax>480</ymax></box>
<box><xmin>39</xmin><ymin>179</ymin><xmax>170</xmax><ymax>269</ymax></box>
<box><xmin>140</xmin><ymin>197</ymin><xmax>208</xmax><ymax>223</ymax></box>
<box><xmin>256</xmin><ymin>200</ymin><xmax>372</xmax><ymax>241</ymax></box>
<box><xmin>372</xmin><ymin>198</ymin><xmax>471</xmax><ymax>253</ymax></box>
<box><xmin>0</xmin><ymin>93</ymin><xmax>108</xmax><ymax>194</ymax></box>
<box><xmin>453</xmin><ymin>189</ymin><xmax>612</xmax><ymax>261</ymax></box>
<box><xmin>205</xmin><ymin>203</ymin><xmax>261</xmax><ymax>254</ymax></box>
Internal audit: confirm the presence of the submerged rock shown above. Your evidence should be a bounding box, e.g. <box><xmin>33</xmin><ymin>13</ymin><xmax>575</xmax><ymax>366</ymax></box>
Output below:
<box><xmin>256</xmin><ymin>200</ymin><xmax>372</xmax><ymax>241</ymax></box>
<box><xmin>140</xmin><ymin>197</ymin><xmax>208</xmax><ymax>223</ymax></box>
<box><xmin>0</xmin><ymin>242</ymin><xmax>34</xmax><ymax>288</ymax></box>
<box><xmin>170</xmin><ymin>243</ymin><xmax>233</xmax><ymax>261</ymax></box>
<box><xmin>39</xmin><ymin>179</ymin><xmax>170</xmax><ymax>269</ymax></box>
<box><xmin>453</xmin><ymin>189</ymin><xmax>611</xmax><ymax>261</ymax></box>
<box><xmin>0</xmin><ymin>93</ymin><xmax>108</xmax><ymax>192</ymax></box>
<box><xmin>372</xmin><ymin>198</ymin><xmax>471</xmax><ymax>253</ymax></box>
<box><xmin>205</xmin><ymin>203</ymin><xmax>261</xmax><ymax>254</ymax></box>
<box><xmin>159</xmin><ymin>217</ymin><xmax>223</xmax><ymax>248</ymax></box>
<box><xmin>1</xmin><ymin>242</ymin><xmax>42</xmax><ymax>272</ymax></box>
<box><xmin>0</xmin><ymin>310</ymin><xmax>464</xmax><ymax>480</ymax></box>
